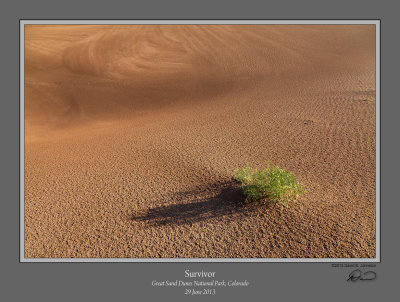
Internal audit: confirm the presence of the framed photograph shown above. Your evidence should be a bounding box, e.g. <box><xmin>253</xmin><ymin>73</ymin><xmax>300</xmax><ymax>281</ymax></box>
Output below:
<box><xmin>21</xmin><ymin>20</ymin><xmax>379</xmax><ymax>263</ymax></box>
<box><xmin>3</xmin><ymin>0</ymin><xmax>396</xmax><ymax>298</ymax></box>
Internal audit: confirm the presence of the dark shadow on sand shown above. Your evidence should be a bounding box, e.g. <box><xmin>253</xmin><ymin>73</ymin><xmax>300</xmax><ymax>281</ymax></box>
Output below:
<box><xmin>131</xmin><ymin>181</ymin><xmax>259</xmax><ymax>226</ymax></box>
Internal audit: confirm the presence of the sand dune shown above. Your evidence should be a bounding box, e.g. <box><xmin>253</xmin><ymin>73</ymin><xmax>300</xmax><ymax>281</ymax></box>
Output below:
<box><xmin>25</xmin><ymin>25</ymin><xmax>376</xmax><ymax>258</ymax></box>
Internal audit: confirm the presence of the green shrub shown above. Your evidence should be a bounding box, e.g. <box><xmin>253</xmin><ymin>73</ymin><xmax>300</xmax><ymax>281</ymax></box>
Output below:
<box><xmin>234</xmin><ymin>163</ymin><xmax>305</xmax><ymax>206</ymax></box>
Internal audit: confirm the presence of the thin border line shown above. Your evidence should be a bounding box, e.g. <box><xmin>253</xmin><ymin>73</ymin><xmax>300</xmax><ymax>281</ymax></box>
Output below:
<box><xmin>19</xmin><ymin>20</ymin><xmax>379</xmax><ymax>24</ymax></box>
<box><xmin>20</xmin><ymin>19</ymin><xmax>381</xmax><ymax>263</ymax></box>
<box><xmin>20</xmin><ymin>19</ymin><xmax>380</xmax><ymax>20</ymax></box>
<box><xmin>378</xmin><ymin>20</ymin><xmax>382</xmax><ymax>262</ymax></box>
<box><xmin>18</xmin><ymin>20</ymin><xmax>21</xmax><ymax>262</ymax></box>
<box><xmin>20</xmin><ymin>21</ymin><xmax>24</xmax><ymax>262</ymax></box>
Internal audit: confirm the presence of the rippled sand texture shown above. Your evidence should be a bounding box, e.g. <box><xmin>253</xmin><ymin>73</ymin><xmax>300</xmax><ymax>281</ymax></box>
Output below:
<box><xmin>25</xmin><ymin>25</ymin><xmax>376</xmax><ymax>258</ymax></box>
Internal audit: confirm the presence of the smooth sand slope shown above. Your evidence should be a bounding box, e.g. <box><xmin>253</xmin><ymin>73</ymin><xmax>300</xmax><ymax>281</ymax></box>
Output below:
<box><xmin>25</xmin><ymin>25</ymin><xmax>376</xmax><ymax>258</ymax></box>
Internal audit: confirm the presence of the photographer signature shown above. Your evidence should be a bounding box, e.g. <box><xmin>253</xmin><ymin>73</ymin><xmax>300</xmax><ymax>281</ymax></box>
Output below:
<box><xmin>347</xmin><ymin>269</ymin><xmax>377</xmax><ymax>282</ymax></box>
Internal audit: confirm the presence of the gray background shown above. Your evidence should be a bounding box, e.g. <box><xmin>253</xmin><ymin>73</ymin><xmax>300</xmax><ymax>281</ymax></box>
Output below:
<box><xmin>1</xmin><ymin>0</ymin><xmax>397</xmax><ymax>300</ymax></box>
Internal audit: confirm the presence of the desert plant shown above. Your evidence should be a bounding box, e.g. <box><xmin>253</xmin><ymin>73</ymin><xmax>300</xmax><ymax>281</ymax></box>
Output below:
<box><xmin>234</xmin><ymin>163</ymin><xmax>305</xmax><ymax>206</ymax></box>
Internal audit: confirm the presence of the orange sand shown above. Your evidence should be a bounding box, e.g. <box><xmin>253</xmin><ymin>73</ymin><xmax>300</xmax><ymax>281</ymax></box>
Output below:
<box><xmin>25</xmin><ymin>25</ymin><xmax>376</xmax><ymax>258</ymax></box>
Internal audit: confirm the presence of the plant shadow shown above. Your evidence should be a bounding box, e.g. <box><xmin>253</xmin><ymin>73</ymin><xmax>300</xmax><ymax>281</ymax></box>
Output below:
<box><xmin>131</xmin><ymin>181</ymin><xmax>259</xmax><ymax>226</ymax></box>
